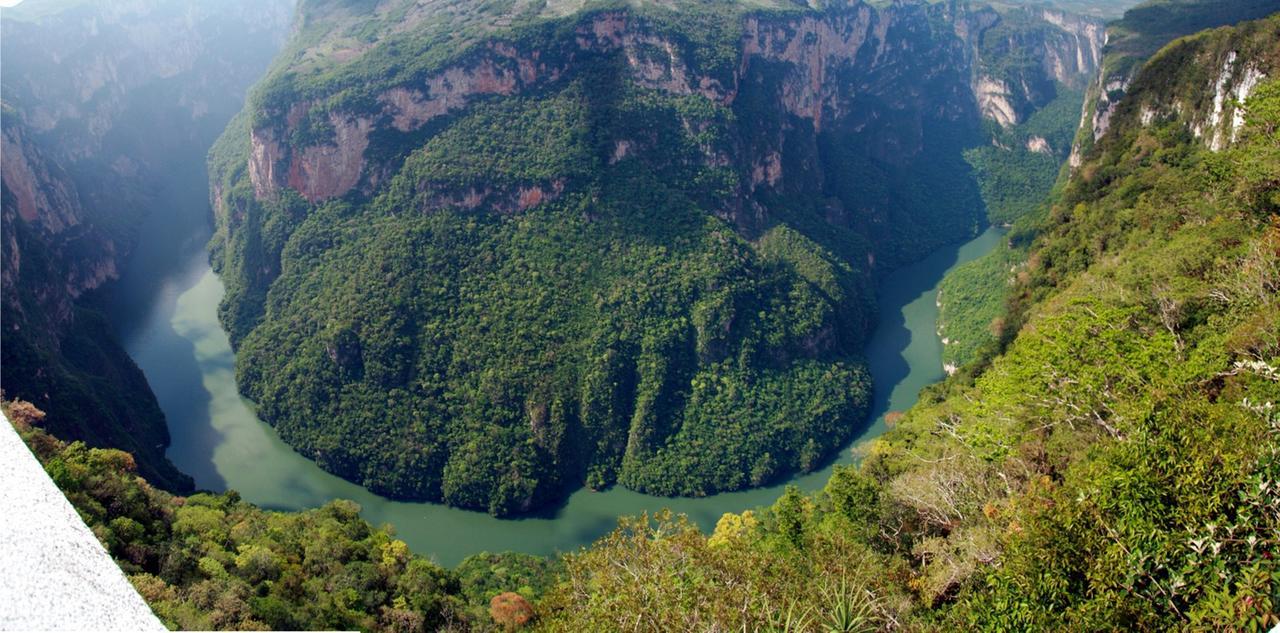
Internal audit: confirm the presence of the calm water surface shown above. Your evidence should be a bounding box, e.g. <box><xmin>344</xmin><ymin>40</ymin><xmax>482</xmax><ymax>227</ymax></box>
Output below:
<box><xmin>112</xmin><ymin>179</ymin><xmax>1003</xmax><ymax>567</ymax></box>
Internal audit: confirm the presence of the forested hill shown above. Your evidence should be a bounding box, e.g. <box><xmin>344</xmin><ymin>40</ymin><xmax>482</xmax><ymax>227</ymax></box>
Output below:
<box><xmin>540</xmin><ymin>8</ymin><xmax>1280</xmax><ymax>630</ymax></box>
<box><xmin>4</xmin><ymin>402</ymin><xmax>558</xmax><ymax>631</ymax></box>
<box><xmin>3</xmin><ymin>2</ymin><xmax>1277</xmax><ymax>632</ymax></box>
<box><xmin>11</xmin><ymin>11</ymin><xmax>1279</xmax><ymax>624</ymax></box>
<box><xmin>211</xmin><ymin>0</ymin><xmax>1105</xmax><ymax>515</ymax></box>
<box><xmin>939</xmin><ymin>0</ymin><xmax>1280</xmax><ymax>370</ymax></box>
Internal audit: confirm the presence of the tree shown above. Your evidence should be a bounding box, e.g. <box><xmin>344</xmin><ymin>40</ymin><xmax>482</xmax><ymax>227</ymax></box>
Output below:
<box><xmin>489</xmin><ymin>592</ymin><xmax>534</xmax><ymax>630</ymax></box>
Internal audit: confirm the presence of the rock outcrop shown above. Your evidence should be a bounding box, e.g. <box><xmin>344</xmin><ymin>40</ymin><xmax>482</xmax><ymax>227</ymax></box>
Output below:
<box><xmin>246</xmin><ymin>3</ymin><xmax>1101</xmax><ymax>205</ymax></box>
<box><xmin>956</xmin><ymin>5</ymin><xmax>1104</xmax><ymax>129</ymax></box>
<box><xmin>1068</xmin><ymin>0</ymin><xmax>1280</xmax><ymax>168</ymax></box>
<box><xmin>1193</xmin><ymin>51</ymin><xmax>1267</xmax><ymax>151</ymax></box>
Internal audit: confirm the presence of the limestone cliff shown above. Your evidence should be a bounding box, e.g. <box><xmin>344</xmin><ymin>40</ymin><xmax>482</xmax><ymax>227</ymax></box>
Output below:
<box><xmin>3</xmin><ymin>0</ymin><xmax>293</xmax><ymax>305</ymax></box>
<box><xmin>1109</xmin><ymin>16</ymin><xmax>1278</xmax><ymax>153</ymax></box>
<box><xmin>959</xmin><ymin>5</ymin><xmax>1104</xmax><ymax>128</ymax></box>
<box><xmin>1068</xmin><ymin>0</ymin><xmax>1280</xmax><ymax>167</ymax></box>
<box><xmin>242</xmin><ymin>2</ymin><xmax>1101</xmax><ymax>206</ymax></box>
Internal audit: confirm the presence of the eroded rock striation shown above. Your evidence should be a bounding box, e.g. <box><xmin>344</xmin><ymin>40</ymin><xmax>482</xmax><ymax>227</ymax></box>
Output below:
<box><xmin>1068</xmin><ymin>0</ymin><xmax>1280</xmax><ymax>167</ymax></box>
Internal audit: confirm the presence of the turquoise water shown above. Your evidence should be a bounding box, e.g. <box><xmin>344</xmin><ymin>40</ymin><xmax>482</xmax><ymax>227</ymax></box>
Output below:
<box><xmin>113</xmin><ymin>187</ymin><xmax>1003</xmax><ymax>567</ymax></box>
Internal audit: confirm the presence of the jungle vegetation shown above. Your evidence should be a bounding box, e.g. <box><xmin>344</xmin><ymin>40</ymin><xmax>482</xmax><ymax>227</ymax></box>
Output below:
<box><xmin>207</xmin><ymin>0</ymin><xmax>1008</xmax><ymax>514</ymax></box>
<box><xmin>6</xmin><ymin>2</ymin><xmax>1279</xmax><ymax>632</ymax></box>
<box><xmin>539</xmin><ymin>15</ymin><xmax>1280</xmax><ymax>630</ymax></box>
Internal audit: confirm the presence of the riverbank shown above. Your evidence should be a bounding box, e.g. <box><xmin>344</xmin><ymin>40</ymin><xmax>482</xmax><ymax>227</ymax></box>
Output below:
<box><xmin>114</xmin><ymin>215</ymin><xmax>1003</xmax><ymax>566</ymax></box>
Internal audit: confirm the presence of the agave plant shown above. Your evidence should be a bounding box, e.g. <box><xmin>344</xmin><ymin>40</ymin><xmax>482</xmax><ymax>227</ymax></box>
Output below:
<box><xmin>763</xmin><ymin>601</ymin><xmax>814</xmax><ymax>633</ymax></box>
<box><xmin>820</xmin><ymin>577</ymin><xmax>879</xmax><ymax>633</ymax></box>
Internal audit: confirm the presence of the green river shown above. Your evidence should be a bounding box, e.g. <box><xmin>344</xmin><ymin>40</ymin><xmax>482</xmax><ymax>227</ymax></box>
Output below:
<box><xmin>110</xmin><ymin>163</ymin><xmax>1003</xmax><ymax>566</ymax></box>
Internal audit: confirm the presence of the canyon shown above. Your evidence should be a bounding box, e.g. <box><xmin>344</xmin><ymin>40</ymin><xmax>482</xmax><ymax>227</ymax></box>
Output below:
<box><xmin>0</xmin><ymin>0</ymin><xmax>293</xmax><ymax>489</ymax></box>
<box><xmin>3</xmin><ymin>1</ymin><xmax>1279</xmax><ymax>630</ymax></box>
<box><xmin>212</xmin><ymin>0</ymin><xmax>1106</xmax><ymax>515</ymax></box>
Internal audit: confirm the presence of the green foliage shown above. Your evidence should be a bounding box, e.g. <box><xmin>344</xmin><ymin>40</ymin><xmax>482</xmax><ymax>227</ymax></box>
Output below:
<box><xmin>7</xmin><ymin>411</ymin><xmax>555</xmax><ymax>632</ymax></box>
<box><xmin>1</xmin><ymin>0</ymin><xmax>290</xmax><ymax>494</ymax></box>
<box><xmin>13</xmin><ymin>5</ymin><xmax>1280</xmax><ymax>633</ymax></box>
<box><xmin>454</xmin><ymin>552</ymin><xmax>560</xmax><ymax>622</ymax></box>
<box><xmin>946</xmin><ymin>85</ymin><xmax>1083</xmax><ymax>371</ymax></box>
<box><xmin>392</xmin><ymin>88</ymin><xmax>596</xmax><ymax>187</ymax></box>
<box><xmin>965</xmin><ymin>146</ymin><xmax>1059</xmax><ymax>224</ymax></box>
<box><xmin>1110</xmin><ymin>0</ymin><xmax>1280</xmax><ymax>61</ymax></box>
<box><xmin>216</xmin><ymin>31</ymin><xmax>901</xmax><ymax>513</ymax></box>
<box><xmin>540</xmin><ymin>510</ymin><xmax>898</xmax><ymax>632</ymax></box>
<box><xmin>1070</xmin><ymin>0</ymin><xmax>1280</xmax><ymax>166</ymax></box>
<box><xmin>212</xmin><ymin>0</ymin><xmax>1072</xmax><ymax>515</ymax></box>
<box><xmin>249</xmin><ymin>0</ymin><xmax>795</xmax><ymax>125</ymax></box>
<box><xmin>936</xmin><ymin>245</ymin><xmax>1019</xmax><ymax>368</ymax></box>
<box><xmin>965</xmin><ymin>86</ymin><xmax>1082</xmax><ymax>225</ymax></box>
<box><xmin>946</xmin><ymin>71</ymin><xmax>1280</xmax><ymax>631</ymax></box>
<box><xmin>0</xmin><ymin>289</ymin><xmax>194</xmax><ymax>492</ymax></box>
<box><xmin>539</xmin><ymin>22</ymin><xmax>1280</xmax><ymax>631</ymax></box>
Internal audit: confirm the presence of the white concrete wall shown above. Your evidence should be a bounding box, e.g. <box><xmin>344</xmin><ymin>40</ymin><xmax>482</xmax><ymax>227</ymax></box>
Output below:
<box><xmin>0</xmin><ymin>413</ymin><xmax>166</xmax><ymax>631</ymax></box>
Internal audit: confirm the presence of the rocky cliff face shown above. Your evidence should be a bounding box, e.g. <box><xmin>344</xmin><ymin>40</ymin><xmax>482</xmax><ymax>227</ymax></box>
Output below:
<box><xmin>1038</xmin><ymin>8</ymin><xmax>1107</xmax><ymax>81</ymax></box>
<box><xmin>244</xmin><ymin>3</ymin><xmax>1101</xmax><ymax>206</ymax></box>
<box><xmin>3</xmin><ymin>0</ymin><xmax>293</xmax><ymax>307</ymax></box>
<box><xmin>960</xmin><ymin>5</ymin><xmax>1104</xmax><ymax>128</ymax></box>
<box><xmin>0</xmin><ymin>124</ymin><xmax>96</xmax><ymax>325</ymax></box>
<box><xmin>1068</xmin><ymin>0</ymin><xmax>1280</xmax><ymax>167</ymax></box>
<box><xmin>5</xmin><ymin>1</ymin><xmax>293</xmax><ymax>149</ymax></box>
<box><xmin>0</xmin><ymin>0</ymin><xmax>293</xmax><ymax>491</ymax></box>
<box><xmin>1166</xmin><ymin>49</ymin><xmax>1269</xmax><ymax>151</ymax></box>
<box><xmin>0</xmin><ymin>126</ymin><xmax>82</xmax><ymax>235</ymax></box>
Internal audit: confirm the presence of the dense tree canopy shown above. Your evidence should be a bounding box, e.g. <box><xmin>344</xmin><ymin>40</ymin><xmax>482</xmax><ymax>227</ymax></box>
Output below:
<box><xmin>58</xmin><ymin>43</ymin><xmax>1270</xmax><ymax>628</ymax></box>
<box><xmin>5</xmin><ymin>402</ymin><xmax>556</xmax><ymax>632</ymax></box>
<box><xmin>539</xmin><ymin>17</ymin><xmax>1280</xmax><ymax>631</ymax></box>
<box><xmin>207</xmin><ymin>0</ymin><xmax>1021</xmax><ymax>515</ymax></box>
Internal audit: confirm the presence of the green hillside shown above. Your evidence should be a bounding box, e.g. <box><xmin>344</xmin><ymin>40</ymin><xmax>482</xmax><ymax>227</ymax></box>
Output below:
<box><xmin>539</xmin><ymin>13</ymin><xmax>1280</xmax><ymax>630</ymax></box>
<box><xmin>4</xmin><ymin>2</ymin><xmax>1278</xmax><ymax>632</ymax></box>
<box><xmin>208</xmin><ymin>0</ymin><xmax>1101</xmax><ymax>515</ymax></box>
<box><xmin>4</xmin><ymin>404</ymin><xmax>558</xmax><ymax>630</ymax></box>
<box><xmin>943</xmin><ymin>0</ymin><xmax>1280</xmax><ymax>371</ymax></box>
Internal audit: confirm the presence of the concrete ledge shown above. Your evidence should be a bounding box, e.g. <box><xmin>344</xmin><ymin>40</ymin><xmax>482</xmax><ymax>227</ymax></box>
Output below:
<box><xmin>0</xmin><ymin>412</ymin><xmax>166</xmax><ymax>631</ymax></box>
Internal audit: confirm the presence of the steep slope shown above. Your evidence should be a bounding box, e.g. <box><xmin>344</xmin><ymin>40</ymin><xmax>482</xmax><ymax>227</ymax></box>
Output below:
<box><xmin>542</xmin><ymin>11</ymin><xmax>1280</xmax><ymax>631</ymax></box>
<box><xmin>0</xmin><ymin>0</ymin><xmax>293</xmax><ymax>491</ymax></box>
<box><xmin>211</xmin><ymin>0</ymin><xmax>1104</xmax><ymax>515</ymax></box>
<box><xmin>6</xmin><ymin>5</ymin><xmax>1272</xmax><ymax>632</ymax></box>
<box><xmin>1071</xmin><ymin>0</ymin><xmax>1280</xmax><ymax>166</ymax></box>
<box><xmin>3</xmin><ymin>401</ymin><xmax>557</xmax><ymax>631</ymax></box>
<box><xmin>943</xmin><ymin>0</ymin><xmax>1280</xmax><ymax>372</ymax></box>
